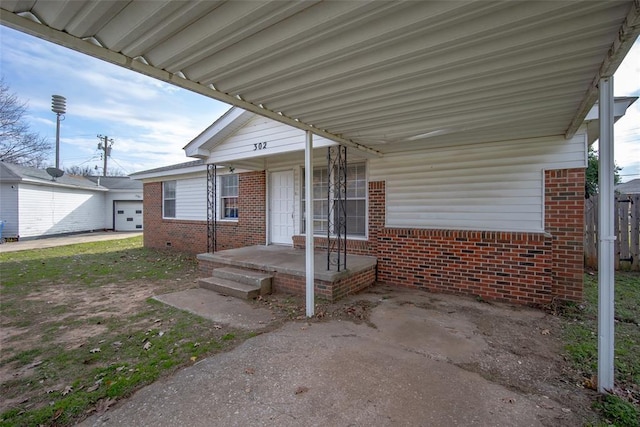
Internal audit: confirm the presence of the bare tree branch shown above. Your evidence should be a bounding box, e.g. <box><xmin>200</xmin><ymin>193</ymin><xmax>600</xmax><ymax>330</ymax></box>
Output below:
<box><xmin>0</xmin><ymin>78</ymin><xmax>52</xmax><ymax>167</ymax></box>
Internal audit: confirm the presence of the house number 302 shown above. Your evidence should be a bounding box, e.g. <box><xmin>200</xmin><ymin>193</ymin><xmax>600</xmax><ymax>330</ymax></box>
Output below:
<box><xmin>253</xmin><ymin>142</ymin><xmax>268</xmax><ymax>151</ymax></box>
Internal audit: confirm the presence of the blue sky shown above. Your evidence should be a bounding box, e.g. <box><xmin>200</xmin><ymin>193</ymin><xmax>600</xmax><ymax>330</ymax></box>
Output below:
<box><xmin>0</xmin><ymin>26</ymin><xmax>228</xmax><ymax>175</ymax></box>
<box><xmin>1</xmin><ymin>26</ymin><xmax>639</xmax><ymax>180</ymax></box>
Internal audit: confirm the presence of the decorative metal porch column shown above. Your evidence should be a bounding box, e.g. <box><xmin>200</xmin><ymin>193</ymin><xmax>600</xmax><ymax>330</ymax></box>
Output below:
<box><xmin>207</xmin><ymin>164</ymin><xmax>217</xmax><ymax>253</ymax></box>
<box><xmin>327</xmin><ymin>145</ymin><xmax>347</xmax><ymax>271</ymax></box>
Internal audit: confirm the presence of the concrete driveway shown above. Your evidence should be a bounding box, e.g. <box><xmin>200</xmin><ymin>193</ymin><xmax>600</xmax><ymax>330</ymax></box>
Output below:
<box><xmin>80</xmin><ymin>286</ymin><xmax>587</xmax><ymax>426</ymax></box>
<box><xmin>0</xmin><ymin>231</ymin><xmax>142</xmax><ymax>253</ymax></box>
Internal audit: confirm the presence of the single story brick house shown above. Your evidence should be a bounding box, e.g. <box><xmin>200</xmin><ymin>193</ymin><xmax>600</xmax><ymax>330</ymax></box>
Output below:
<box><xmin>7</xmin><ymin>0</ymin><xmax>636</xmax><ymax>392</ymax></box>
<box><xmin>131</xmin><ymin>98</ymin><xmax>633</xmax><ymax>305</ymax></box>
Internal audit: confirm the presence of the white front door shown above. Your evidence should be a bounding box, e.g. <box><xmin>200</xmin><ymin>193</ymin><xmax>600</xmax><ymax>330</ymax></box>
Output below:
<box><xmin>269</xmin><ymin>170</ymin><xmax>295</xmax><ymax>245</ymax></box>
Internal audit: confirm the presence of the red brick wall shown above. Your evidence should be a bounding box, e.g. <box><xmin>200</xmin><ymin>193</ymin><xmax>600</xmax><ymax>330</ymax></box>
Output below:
<box><xmin>143</xmin><ymin>171</ymin><xmax>266</xmax><ymax>253</ymax></box>
<box><xmin>544</xmin><ymin>168</ymin><xmax>585</xmax><ymax>301</ymax></box>
<box><xmin>294</xmin><ymin>174</ymin><xmax>583</xmax><ymax>305</ymax></box>
<box><xmin>376</xmin><ymin>229</ymin><xmax>552</xmax><ymax>304</ymax></box>
<box><xmin>292</xmin><ymin>236</ymin><xmax>373</xmax><ymax>255</ymax></box>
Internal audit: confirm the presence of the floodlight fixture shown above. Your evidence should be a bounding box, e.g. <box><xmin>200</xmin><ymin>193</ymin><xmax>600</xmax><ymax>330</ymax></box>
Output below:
<box><xmin>50</xmin><ymin>95</ymin><xmax>66</xmax><ymax>171</ymax></box>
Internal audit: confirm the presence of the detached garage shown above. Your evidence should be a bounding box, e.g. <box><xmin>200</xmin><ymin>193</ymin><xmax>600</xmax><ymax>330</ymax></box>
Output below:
<box><xmin>0</xmin><ymin>163</ymin><xmax>143</xmax><ymax>240</ymax></box>
<box><xmin>0</xmin><ymin>162</ymin><xmax>108</xmax><ymax>239</ymax></box>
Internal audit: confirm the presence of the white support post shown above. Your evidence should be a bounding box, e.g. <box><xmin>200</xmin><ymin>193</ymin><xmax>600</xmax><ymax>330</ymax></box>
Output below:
<box><xmin>597</xmin><ymin>76</ymin><xmax>615</xmax><ymax>393</ymax></box>
<box><xmin>305</xmin><ymin>131</ymin><xmax>315</xmax><ymax>317</ymax></box>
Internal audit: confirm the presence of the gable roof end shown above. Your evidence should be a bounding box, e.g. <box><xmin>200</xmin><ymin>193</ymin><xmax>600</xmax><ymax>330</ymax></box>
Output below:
<box><xmin>183</xmin><ymin>107</ymin><xmax>255</xmax><ymax>159</ymax></box>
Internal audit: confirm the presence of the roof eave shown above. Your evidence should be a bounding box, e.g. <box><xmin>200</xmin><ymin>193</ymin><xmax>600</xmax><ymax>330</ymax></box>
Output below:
<box><xmin>130</xmin><ymin>164</ymin><xmax>208</xmax><ymax>181</ymax></box>
<box><xmin>19</xmin><ymin>177</ymin><xmax>109</xmax><ymax>191</ymax></box>
<box><xmin>565</xmin><ymin>1</ymin><xmax>640</xmax><ymax>139</ymax></box>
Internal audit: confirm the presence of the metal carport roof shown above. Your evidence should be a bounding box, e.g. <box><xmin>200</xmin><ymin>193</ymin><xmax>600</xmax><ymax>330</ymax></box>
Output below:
<box><xmin>1</xmin><ymin>1</ymin><xmax>638</xmax><ymax>157</ymax></box>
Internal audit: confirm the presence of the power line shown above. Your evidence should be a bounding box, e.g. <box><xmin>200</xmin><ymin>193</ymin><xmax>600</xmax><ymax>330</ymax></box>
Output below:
<box><xmin>109</xmin><ymin>156</ymin><xmax>132</xmax><ymax>175</ymax></box>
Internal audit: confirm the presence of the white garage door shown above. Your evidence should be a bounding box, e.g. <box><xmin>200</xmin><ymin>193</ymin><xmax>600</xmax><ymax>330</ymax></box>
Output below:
<box><xmin>114</xmin><ymin>201</ymin><xmax>143</xmax><ymax>231</ymax></box>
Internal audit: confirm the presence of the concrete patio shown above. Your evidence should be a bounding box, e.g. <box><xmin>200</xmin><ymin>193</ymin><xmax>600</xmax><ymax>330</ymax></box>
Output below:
<box><xmin>80</xmin><ymin>285</ymin><xmax>589</xmax><ymax>426</ymax></box>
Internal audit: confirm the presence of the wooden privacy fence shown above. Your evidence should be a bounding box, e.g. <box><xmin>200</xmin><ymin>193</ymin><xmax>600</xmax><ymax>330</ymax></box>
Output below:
<box><xmin>584</xmin><ymin>194</ymin><xmax>640</xmax><ymax>271</ymax></box>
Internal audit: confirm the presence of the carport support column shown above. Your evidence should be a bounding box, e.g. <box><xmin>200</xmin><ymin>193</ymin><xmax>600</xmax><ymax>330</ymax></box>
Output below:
<box><xmin>597</xmin><ymin>76</ymin><xmax>615</xmax><ymax>393</ymax></box>
<box><xmin>305</xmin><ymin>130</ymin><xmax>315</xmax><ymax>317</ymax></box>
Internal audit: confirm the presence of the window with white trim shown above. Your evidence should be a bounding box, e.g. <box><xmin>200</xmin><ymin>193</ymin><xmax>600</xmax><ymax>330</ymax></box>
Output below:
<box><xmin>302</xmin><ymin>162</ymin><xmax>366</xmax><ymax>237</ymax></box>
<box><xmin>220</xmin><ymin>174</ymin><xmax>238</xmax><ymax>219</ymax></box>
<box><xmin>163</xmin><ymin>180</ymin><xmax>176</xmax><ymax>218</ymax></box>
<box><xmin>345</xmin><ymin>163</ymin><xmax>366</xmax><ymax>235</ymax></box>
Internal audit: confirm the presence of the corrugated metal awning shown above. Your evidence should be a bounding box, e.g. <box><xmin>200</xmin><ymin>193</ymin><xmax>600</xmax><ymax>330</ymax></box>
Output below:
<box><xmin>2</xmin><ymin>1</ymin><xmax>638</xmax><ymax>156</ymax></box>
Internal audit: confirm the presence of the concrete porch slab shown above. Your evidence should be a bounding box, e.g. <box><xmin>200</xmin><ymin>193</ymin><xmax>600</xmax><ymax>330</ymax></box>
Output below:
<box><xmin>197</xmin><ymin>245</ymin><xmax>376</xmax><ymax>282</ymax></box>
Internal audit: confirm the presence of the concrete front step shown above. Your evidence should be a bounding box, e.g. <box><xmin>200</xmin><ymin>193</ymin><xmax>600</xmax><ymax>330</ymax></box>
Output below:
<box><xmin>199</xmin><ymin>277</ymin><xmax>262</xmax><ymax>300</ymax></box>
<box><xmin>212</xmin><ymin>267</ymin><xmax>272</xmax><ymax>295</ymax></box>
<box><xmin>199</xmin><ymin>267</ymin><xmax>273</xmax><ymax>300</ymax></box>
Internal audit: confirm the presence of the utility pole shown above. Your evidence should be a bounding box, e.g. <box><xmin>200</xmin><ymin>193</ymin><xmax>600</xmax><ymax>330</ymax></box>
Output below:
<box><xmin>97</xmin><ymin>135</ymin><xmax>114</xmax><ymax>176</ymax></box>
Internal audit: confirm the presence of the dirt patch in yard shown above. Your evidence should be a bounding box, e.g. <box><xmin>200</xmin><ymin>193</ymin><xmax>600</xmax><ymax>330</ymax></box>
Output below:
<box><xmin>2</xmin><ymin>279</ymin><xmax>196</xmax><ymax>358</ymax></box>
<box><xmin>0</xmin><ymin>275</ymin><xmax>200</xmax><ymax>415</ymax></box>
<box><xmin>23</xmin><ymin>281</ymin><xmax>191</xmax><ymax>317</ymax></box>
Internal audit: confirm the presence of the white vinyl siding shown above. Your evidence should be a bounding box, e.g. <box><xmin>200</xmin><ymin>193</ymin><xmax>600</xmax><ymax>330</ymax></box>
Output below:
<box><xmin>163</xmin><ymin>174</ymin><xmax>241</xmax><ymax>222</ymax></box>
<box><xmin>18</xmin><ymin>184</ymin><xmax>105</xmax><ymax>238</ymax></box>
<box><xmin>0</xmin><ymin>183</ymin><xmax>19</xmax><ymax>239</ymax></box>
<box><xmin>369</xmin><ymin>134</ymin><xmax>587</xmax><ymax>232</ymax></box>
<box><xmin>205</xmin><ymin>115</ymin><xmax>335</xmax><ymax>163</ymax></box>
<box><xmin>175</xmin><ymin>177</ymin><xmax>207</xmax><ymax>220</ymax></box>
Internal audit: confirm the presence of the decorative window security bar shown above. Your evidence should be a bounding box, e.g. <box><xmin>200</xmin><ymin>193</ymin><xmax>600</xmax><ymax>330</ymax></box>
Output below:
<box><xmin>327</xmin><ymin>145</ymin><xmax>347</xmax><ymax>271</ymax></box>
<box><xmin>207</xmin><ymin>164</ymin><xmax>217</xmax><ymax>253</ymax></box>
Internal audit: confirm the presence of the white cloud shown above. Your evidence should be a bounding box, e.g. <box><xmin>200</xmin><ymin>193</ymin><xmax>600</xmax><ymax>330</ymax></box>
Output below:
<box><xmin>615</xmin><ymin>40</ymin><xmax>640</xmax><ymax>96</ymax></box>
<box><xmin>28</xmin><ymin>116</ymin><xmax>56</xmax><ymax>127</ymax></box>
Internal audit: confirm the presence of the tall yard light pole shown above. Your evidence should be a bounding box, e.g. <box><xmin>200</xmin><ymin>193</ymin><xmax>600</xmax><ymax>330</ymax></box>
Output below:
<box><xmin>46</xmin><ymin>95</ymin><xmax>66</xmax><ymax>180</ymax></box>
<box><xmin>51</xmin><ymin>95</ymin><xmax>66</xmax><ymax>169</ymax></box>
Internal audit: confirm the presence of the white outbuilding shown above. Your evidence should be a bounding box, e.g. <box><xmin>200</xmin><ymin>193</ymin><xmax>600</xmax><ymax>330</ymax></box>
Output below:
<box><xmin>0</xmin><ymin>162</ymin><xmax>143</xmax><ymax>240</ymax></box>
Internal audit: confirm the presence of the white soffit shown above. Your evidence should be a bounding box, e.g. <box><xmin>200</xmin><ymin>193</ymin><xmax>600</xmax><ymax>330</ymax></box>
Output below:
<box><xmin>2</xmin><ymin>1</ymin><xmax>638</xmax><ymax>155</ymax></box>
